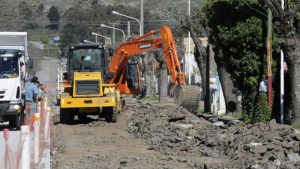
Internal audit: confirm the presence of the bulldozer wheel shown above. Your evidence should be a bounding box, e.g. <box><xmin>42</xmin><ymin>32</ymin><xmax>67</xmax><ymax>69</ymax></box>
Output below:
<box><xmin>103</xmin><ymin>107</ymin><xmax>117</xmax><ymax>123</ymax></box>
<box><xmin>60</xmin><ymin>108</ymin><xmax>74</xmax><ymax>124</ymax></box>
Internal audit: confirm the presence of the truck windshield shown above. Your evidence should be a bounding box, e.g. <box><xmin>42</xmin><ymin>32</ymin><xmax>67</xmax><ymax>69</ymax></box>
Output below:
<box><xmin>0</xmin><ymin>56</ymin><xmax>19</xmax><ymax>79</ymax></box>
<box><xmin>71</xmin><ymin>48</ymin><xmax>103</xmax><ymax>71</ymax></box>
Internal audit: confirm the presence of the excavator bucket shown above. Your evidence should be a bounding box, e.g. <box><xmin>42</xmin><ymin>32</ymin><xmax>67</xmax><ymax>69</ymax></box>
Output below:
<box><xmin>173</xmin><ymin>85</ymin><xmax>201</xmax><ymax>111</ymax></box>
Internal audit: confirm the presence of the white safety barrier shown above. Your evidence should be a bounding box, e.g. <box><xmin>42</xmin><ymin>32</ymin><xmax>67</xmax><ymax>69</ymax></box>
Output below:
<box><xmin>1</xmin><ymin>86</ymin><xmax>51</xmax><ymax>169</ymax></box>
<box><xmin>45</xmin><ymin>107</ymin><xmax>51</xmax><ymax>140</ymax></box>
<box><xmin>20</xmin><ymin>125</ymin><xmax>30</xmax><ymax>169</ymax></box>
<box><xmin>43</xmin><ymin>97</ymin><xmax>48</xmax><ymax>113</ymax></box>
<box><xmin>37</xmin><ymin>102</ymin><xmax>42</xmax><ymax>114</ymax></box>
<box><xmin>33</xmin><ymin>113</ymin><xmax>40</xmax><ymax>164</ymax></box>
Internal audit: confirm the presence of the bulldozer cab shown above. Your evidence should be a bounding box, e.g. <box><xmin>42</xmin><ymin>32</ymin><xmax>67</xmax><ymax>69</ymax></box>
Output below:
<box><xmin>67</xmin><ymin>44</ymin><xmax>108</xmax><ymax>80</ymax></box>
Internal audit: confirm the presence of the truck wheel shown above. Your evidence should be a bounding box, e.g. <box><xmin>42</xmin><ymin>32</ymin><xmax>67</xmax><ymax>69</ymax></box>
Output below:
<box><xmin>60</xmin><ymin>108</ymin><xmax>74</xmax><ymax>124</ymax></box>
<box><xmin>56</xmin><ymin>98</ymin><xmax>60</xmax><ymax>106</ymax></box>
<box><xmin>103</xmin><ymin>107</ymin><xmax>117</xmax><ymax>123</ymax></box>
<box><xmin>9</xmin><ymin>114</ymin><xmax>22</xmax><ymax>130</ymax></box>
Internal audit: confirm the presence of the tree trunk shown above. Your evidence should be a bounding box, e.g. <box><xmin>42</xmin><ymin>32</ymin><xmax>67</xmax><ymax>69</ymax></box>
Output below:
<box><xmin>143</xmin><ymin>53</ymin><xmax>155</xmax><ymax>97</ymax></box>
<box><xmin>284</xmin><ymin>34</ymin><xmax>300</xmax><ymax>124</ymax></box>
<box><xmin>186</xmin><ymin>20</ymin><xmax>210</xmax><ymax>112</ymax></box>
<box><xmin>159</xmin><ymin>63</ymin><xmax>168</xmax><ymax>102</ymax></box>
<box><xmin>194</xmin><ymin>49</ymin><xmax>207</xmax><ymax>99</ymax></box>
<box><xmin>215</xmin><ymin>50</ymin><xmax>238</xmax><ymax>114</ymax></box>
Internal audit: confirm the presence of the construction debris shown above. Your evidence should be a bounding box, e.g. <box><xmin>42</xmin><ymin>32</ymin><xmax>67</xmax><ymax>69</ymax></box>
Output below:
<box><xmin>127</xmin><ymin>103</ymin><xmax>300</xmax><ymax>169</ymax></box>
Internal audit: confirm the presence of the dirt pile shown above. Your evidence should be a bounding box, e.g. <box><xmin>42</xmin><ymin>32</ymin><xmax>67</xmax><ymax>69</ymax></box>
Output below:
<box><xmin>127</xmin><ymin>103</ymin><xmax>300</xmax><ymax>169</ymax></box>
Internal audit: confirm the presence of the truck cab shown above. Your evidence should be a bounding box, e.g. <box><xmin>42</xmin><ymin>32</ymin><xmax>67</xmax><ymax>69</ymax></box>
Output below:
<box><xmin>0</xmin><ymin>49</ymin><xmax>24</xmax><ymax>128</ymax></box>
<box><xmin>0</xmin><ymin>32</ymin><xmax>30</xmax><ymax>129</ymax></box>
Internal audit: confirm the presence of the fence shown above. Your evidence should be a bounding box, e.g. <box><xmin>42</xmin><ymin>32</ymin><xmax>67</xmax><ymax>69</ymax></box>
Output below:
<box><xmin>1</xmin><ymin>90</ymin><xmax>51</xmax><ymax>169</ymax></box>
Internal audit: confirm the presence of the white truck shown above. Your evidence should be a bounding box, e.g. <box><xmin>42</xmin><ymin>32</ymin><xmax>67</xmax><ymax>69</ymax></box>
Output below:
<box><xmin>0</xmin><ymin>32</ymin><xmax>31</xmax><ymax>129</ymax></box>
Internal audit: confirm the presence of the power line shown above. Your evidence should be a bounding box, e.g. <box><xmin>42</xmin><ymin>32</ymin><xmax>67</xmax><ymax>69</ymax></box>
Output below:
<box><xmin>2</xmin><ymin>19</ymin><xmax>177</xmax><ymax>24</ymax></box>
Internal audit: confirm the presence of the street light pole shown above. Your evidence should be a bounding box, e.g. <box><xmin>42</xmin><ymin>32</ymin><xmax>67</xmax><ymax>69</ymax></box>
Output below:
<box><xmin>91</xmin><ymin>32</ymin><xmax>112</xmax><ymax>45</ymax></box>
<box><xmin>100</xmin><ymin>24</ymin><xmax>126</xmax><ymax>42</ymax></box>
<box><xmin>112</xmin><ymin>11</ymin><xmax>142</xmax><ymax>36</ymax></box>
<box><xmin>188</xmin><ymin>0</ymin><xmax>191</xmax><ymax>85</ymax></box>
<box><xmin>141</xmin><ymin>0</ymin><xmax>144</xmax><ymax>35</ymax></box>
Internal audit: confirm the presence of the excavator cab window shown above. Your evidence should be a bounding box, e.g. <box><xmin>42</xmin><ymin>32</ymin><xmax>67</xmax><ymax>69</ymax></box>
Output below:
<box><xmin>126</xmin><ymin>62</ymin><xmax>139</xmax><ymax>90</ymax></box>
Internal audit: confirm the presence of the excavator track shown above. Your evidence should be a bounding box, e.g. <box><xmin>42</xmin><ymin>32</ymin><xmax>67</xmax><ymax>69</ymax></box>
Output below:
<box><xmin>173</xmin><ymin>85</ymin><xmax>201</xmax><ymax>111</ymax></box>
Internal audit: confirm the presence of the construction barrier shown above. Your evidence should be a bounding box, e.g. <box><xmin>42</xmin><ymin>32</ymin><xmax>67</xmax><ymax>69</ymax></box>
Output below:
<box><xmin>1</xmin><ymin>86</ymin><xmax>51</xmax><ymax>169</ymax></box>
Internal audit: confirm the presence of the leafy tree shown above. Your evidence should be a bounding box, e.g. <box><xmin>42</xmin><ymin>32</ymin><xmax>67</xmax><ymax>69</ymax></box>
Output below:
<box><xmin>36</xmin><ymin>3</ymin><xmax>44</xmax><ymax>16</ymax></box>
<box><xmin>18</xmin><ymin>1</ymin><xmax>37</xmax><ymax>30</ymax></box>
<box><xmin>47</xmin><ymin>6</ymin><xmax>60</xmax><ymax>30</ymax></box>
<box><xmin>185</xmin><ymin>0</ymin><xmax>281</xmax><ymax>122</ymax></box>
<box><xmin>61</xmin><ymin>4</ymin><xmax>159</xmax><ymax>47</ymax></box>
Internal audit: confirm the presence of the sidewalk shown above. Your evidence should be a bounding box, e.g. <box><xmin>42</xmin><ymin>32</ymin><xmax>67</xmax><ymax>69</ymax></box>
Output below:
<box><xmin>37</xmin><ymin>130</ymin><xmax>50</xmax><ymax>169</ymax></box>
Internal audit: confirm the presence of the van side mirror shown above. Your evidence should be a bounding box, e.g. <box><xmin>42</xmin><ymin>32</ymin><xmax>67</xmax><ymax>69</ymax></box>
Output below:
<box><xmin>24</xmin><ymin>72</ymin><xmax>35</xmax><ymax>82</ymax></box>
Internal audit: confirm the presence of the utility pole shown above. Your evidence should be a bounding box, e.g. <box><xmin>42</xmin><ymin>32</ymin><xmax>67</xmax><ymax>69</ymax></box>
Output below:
<box><xmin>267</xmin><ymin>8</ymin><xmax>273</xmax><ymax>107</ymax></box>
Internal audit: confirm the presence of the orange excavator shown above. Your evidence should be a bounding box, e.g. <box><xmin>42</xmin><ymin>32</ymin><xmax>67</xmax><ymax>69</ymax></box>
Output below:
<box><xmin>107</xmin><ymin>25</ymin><xmax>201</xmax><ymax>110</ymax></box>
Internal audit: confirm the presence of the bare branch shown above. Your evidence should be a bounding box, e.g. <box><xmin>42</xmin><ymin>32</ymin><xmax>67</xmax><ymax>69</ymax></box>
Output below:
<box><xmin>184</xmin><ymin>15</ymin><xmax>207</xmax><ymax>57</ymax></box>
<box><xmin>242</xmin><ymin>1</ymin><xmax>267</xmax><ymax>18</ymax></box>
<box><xmin>271</xmin><ymin>0</ymin><xmax>285</xmax><ymax>18</ymax></box>
<box><xmin>292</xmin><ymin>4</ymin><xmax>300</xmax><ymax>16</ymax></box>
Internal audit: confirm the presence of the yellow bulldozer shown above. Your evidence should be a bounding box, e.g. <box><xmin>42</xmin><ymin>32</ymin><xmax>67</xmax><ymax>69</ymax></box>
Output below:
<box><xmin>58</xmin><ymin>44</ymin><xmax>120</xmax><ymax>123</ymax></box>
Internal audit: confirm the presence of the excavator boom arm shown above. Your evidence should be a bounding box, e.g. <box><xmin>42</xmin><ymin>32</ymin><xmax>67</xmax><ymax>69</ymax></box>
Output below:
<box><xmin>109</xmin><ymin>25</ymin><xmax>185</xmax><ymax>86</ymax></box>
<box><xmin>108</xmin><ymin>25</ymin><xmax>200</xmax><ymax>110</ymax></box>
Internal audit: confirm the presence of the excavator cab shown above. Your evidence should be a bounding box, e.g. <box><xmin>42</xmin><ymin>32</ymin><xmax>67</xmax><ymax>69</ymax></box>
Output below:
<box><xmin>126</xmin><ymin>62</ymin><xmax>140</xmax><ymax>90</ymax></box>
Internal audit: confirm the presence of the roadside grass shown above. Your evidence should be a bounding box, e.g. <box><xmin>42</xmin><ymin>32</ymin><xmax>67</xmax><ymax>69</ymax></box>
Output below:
<box><xmin>139</xmin><ymin>96</ymin><xmax>159</xmax><ymax>104</ymax></box>
<box><xmin>220</xmin><ymin>113</ymin><xmax>243</xmax><ymax>120</ymax></box>
<box><xmin>291</xmin><ymin>123</ymin><xmax>300</xmax><ymax>129</ymax></box>
<box><xmin>30</xmin><ymin>34</ymin><xmax>49</xmax><ymax>44</ymax></box>
<box><xmin>196</xmin><ymin>109</ymin><xmax>209</xmax><ymax>116</ymax></box>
